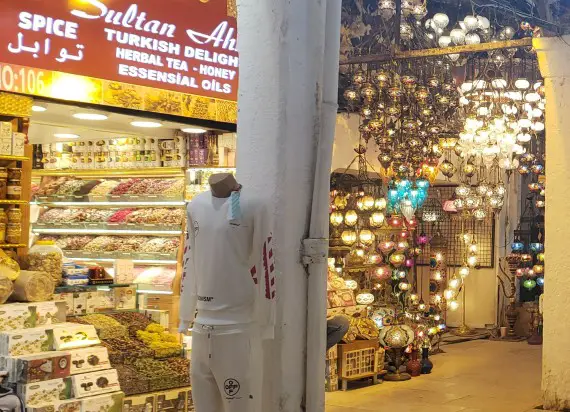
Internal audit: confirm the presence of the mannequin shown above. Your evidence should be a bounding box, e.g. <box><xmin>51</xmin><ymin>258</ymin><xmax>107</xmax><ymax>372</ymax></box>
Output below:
<box><xmin>179</xmin><ymin>173</ymin><xmax>275</xmax><ymax>412</ymax></box>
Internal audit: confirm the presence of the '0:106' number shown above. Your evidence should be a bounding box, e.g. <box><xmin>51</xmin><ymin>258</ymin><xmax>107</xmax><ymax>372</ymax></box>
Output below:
<box><xmin>0</xmin><ymin>65</ymin><xmax>46</xmax><ymax>95</ymax></box>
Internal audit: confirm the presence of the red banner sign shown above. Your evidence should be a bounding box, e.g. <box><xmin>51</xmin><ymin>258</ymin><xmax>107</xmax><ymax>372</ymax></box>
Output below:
<box><xmin>0</xmin><ymin>0</ymin><xmax>238</xmax><ymax>102</ymax></box>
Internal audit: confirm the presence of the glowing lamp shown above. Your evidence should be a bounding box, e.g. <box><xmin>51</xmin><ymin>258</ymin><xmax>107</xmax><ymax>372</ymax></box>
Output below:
<box><xmin>356</xmin><ymin>291</ymin><xmax>375</xmax><ymax>305</ymax></box>
<box><xmin>341</xmin><ymin>230</ymin><xmax>357</xmax><ymax>246</ymax></box>
<box><xmin>537</xmin><ymin>277</ymin><xmax>544</xmax><ymax>286</ymax></box>
<box><xmin>537</xmin><ymin>253</ymin><xmax>545</xmax><ymax>262</ymax></box>
<box><xmin>521</xmin><ymin>254</ymin><xmax>533</xmax><ymax>263</ymax></box>
<box><xmin>375</xmin><ymin>198</ymin><xmax>387</xmax><ymax>210</ymax></box>
<box><xmin>370</xmin><ymin>212</ymin><xmax>385</xmax><ymax>227</ymax></box>
<box><xmin>388</xmin><ymin>215</ymin><xmax>403</xmax><ymax>228</ymax></box>
<box><xmin>418</xmin><ymin>301</ymin><xmax>427</xmax><ymax>311</ymax></box>
<box><xmin>398</xmin><ymin>281</ymin><xmax>410</xmax><ymax>291</ymax></box>
<box><xmin>405</xmin><ymin>259</ymin><xmax>414</xmax><ymax>268</ymax></box>
<box><xmin>459</xmin><ymin>266</ymin><xmax>470</xmax><ymax>278</ymax></box>
<box><xmin>449</xmin><ymin>277</ymin><xmax>460</xmax><ymax>290</ymax></box>
<box><xmin>344</xmin><ymin>210</ymin><xmax>358</xmax><ymax>227</ymax></box>
<box><xmin>375</xmin><ymin>265</ymin><xmax>391</xmax><ymax>279</ymax></box>
<box><xmin>467</xmin><ymin>254</ymin><xmax>478</xmax><ymax>267</ymax></box>
<box><xmin>396</xmin><ymin>241</ymin><xmax>409</xmax><ymax>251</ymax></box>
<box><xmin>369</xmin><ymin>254</ymin><xmax>382</xmax><ymax>264</ymax></box>
<box><xmin>344</xmin><ymin>278</ymin><xmax>358</xmax><ymax>290</ymax></box>
<box><xmin>330</xmin><ymin>211</ymin><xmax>344</xmax><ymax>227</ymax></box>
<box><xmin>529</xmin><ymin>243</ymin><xmax>544</xmax><ymax>253</ymax></box>
<box><xmin>448</xmin><ymin>300</ymin><xmax>459</xmax><ymax>311</ymax></box>
<box><xmin>379</xmin><ymin>241</ymin><xmax>395</xmax><ymax>255</ymax></box>
<box><xmin>533</xmin><ymin>265</ymin><xmax>544</xmax><ymax>274</ymax></box>
<box><xmin>511</xmin><ymin>241</ymin><xmax>525</xmax><ymax>253</ymax></box>
<box><xmin>389</xmin><ymin>252</ymin><xmax>406</xmax><ymax>267</ymax></box>
<box><xmin>444</xmin><ymin>289</ymin><xmax>454</xmax><ymax>300</ymax></box>
<box><xmin>433</xmin><ymin>271</ymin><xmax>443</xmax><ymax>281</ymax></box>
<box><xmin>416</xmin><ymin>233</ymin><xmax>429</xmax><ymax>245</ymax></box>
<box><xmin>523</xmin><ymin>279</ymin><xmax>537</xmax><ymax>290</ymax></box>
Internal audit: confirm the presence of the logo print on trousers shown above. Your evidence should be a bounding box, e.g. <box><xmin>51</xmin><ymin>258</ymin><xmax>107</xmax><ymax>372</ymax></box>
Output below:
<box><xmin>224</xmin><ymin>379</ymin><xmax>240</xmax><ymax>397</ymax></box>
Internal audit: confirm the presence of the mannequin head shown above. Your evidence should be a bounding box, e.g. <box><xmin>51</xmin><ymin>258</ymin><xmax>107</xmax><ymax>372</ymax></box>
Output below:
<box><xmin>209</xmin><ymin>173</ymin><xmax>239</xmax><ymax>198</ymax></box>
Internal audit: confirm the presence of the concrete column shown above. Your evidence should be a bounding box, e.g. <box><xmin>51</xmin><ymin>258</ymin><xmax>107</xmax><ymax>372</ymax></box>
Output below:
<box><xmin>535</xmin><ymin>35</ymin><xmax>570</xmax><ymax>410</ymax></box>
<box><xmin>235</xmin><ymin>0</ymin><xmax>331</xmax><ymax>411</ymax></box>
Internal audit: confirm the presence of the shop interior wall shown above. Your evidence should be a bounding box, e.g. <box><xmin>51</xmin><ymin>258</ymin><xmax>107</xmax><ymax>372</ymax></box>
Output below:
<box><xmin>332</xmin><ymin>113</ymin><xmax>508</xmax><ymax>328</ymax></box>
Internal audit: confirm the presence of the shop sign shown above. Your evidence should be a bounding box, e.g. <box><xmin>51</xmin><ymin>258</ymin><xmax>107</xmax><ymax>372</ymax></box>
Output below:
<box><xmin>0</xmin><ymin>0</ymin><xmax>238</xmax><ymax>123</ymax></box>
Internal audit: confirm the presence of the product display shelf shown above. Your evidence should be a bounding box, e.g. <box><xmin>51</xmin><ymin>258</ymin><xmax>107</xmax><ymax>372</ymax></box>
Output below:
<box><xmin>32</xmin><ymin>167</ymin><xmax>185</xmax><ymax>178</ymax></box>
<box><xmin>31</xmin><ymin>168</ymin><xmax>187</xmax><ymax>333</ymax></box>
<box><xmin>0</xmin><ymin>243</ymin><xmax>26</xmax><ymax>249</ymax></box>
<box><xmin>0</xmin><ymin>154</ymin><xmax>29</xmax><ymax>162</ymax></box>
<box><xmin>55</xmin><ymin>283</ymin><xmax>133</xmax><ymax>293</ymax></box>
<box><xmin>0</xmin><ymin>199</ymin><xmax>28</xmax><ymax>205</ymax></box>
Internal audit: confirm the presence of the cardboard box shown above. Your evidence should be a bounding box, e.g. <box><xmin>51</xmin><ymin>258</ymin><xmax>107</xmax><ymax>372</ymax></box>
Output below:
<box><xmin>72</xmin><ymin>369</ymin><xmax>120</xmax><ymax>398</ymax></box>
<box><xmin>17</xmin><ymin>377</ymin><xmax>73</xmax><ymax>406</ymax></box>
<box><xmin>69</xmin><ymin>347</ymin><xmax>110</xmax><ymax>375</ymax></box>
<box><xmin>0</xmin><ymin>327</ymin><xmax>52</xmax><ymax>356</ymax></box>
<box><xmin>31</xmin><ymin>302</ymin><xmax>60</xmax><ymax>327</ymax></box>
<box><xmin>0</xmin><ymin>122</ymin><xmax>12</xmax><ymax>155</ymax></box>
<box><xmin>54</xmin><ymin>293</ymin><xmax>75</xmax><ymax>317</ymax></box>
<box><xmin>8</xmin><ymin>351</ymin><xmax>71</xmax><ymax>383</ymax></box>
<box><xmin>26</xmin><ymin>398</ymin><xmax>82</xmax><ymax>412</ymax></box>
<box><xmin>156</xmin><ymin>388</ymin><xmax>186</xmax><ymax>412</ymax></box>
<box><xmin>123</xmin><ymin>394</ymin><xmax>156</xmax><ymax>412</ymax></box>
<box><xmin>81</xmin><ymin>392</ymin><xmax>124</xmax><ymax>412</ymax></box>
<box><xmin>12</xmin><ymin>132</ymin><xmax>25</xmax><ymax>156</ymax></box>
<box><xmin>114</xmin><ymin>260</ymin><xmax>134</xmax><ymax>284</ymax></box>
<box><xmin>114</xmin><ymin>286</ymin><xmax>136</xmax><ymax>310</ymax></box>
<box><xmin>0</xmin><ymin>303</ymin><xmax>32</xmax><ymax>332</ymax></box>
<box><xmin>50</xmin><ymin>324</ymin><xmax>100</xmax><ymax>351</ymax></box>
<box><xmin>73</xmin><ymin>293</ymin><xmax>88</xmax><ymax>316</ymax></box>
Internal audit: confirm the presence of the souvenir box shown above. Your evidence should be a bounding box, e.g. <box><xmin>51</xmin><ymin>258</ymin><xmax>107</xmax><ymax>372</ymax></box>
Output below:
<box><xmin>7</xmin><ymin>351</ymin><xmax>71</xmax><ymax>383</ymax></box>
<box><xmin>26</xmin><ymin>398</ymin><xmax>82</xmax><ymax>412</ymax></box>
<box><xmin>17</xmin><ymin>377</ymin><xmax>73</xmax><ymax>406</ymax></box>
<box><xmin>156</xmin><ymin>388</ymin><xmax>186</xmax><ymax>412</ymax></box>
<box><xmin>0</xmin><ymin>303</ymin><xmax>33</xmax><ymax>332</ymax></box>
<box><xmin>81</xmin><ymin>391</ymin><xmax>125</xmax><ymax>412</ymax></box>
<box><xmin>122</xmin><ymin>394</ymin><xmax>156</xmax><ymax>412</ymax></box>
<box><xmin>72</xmin><ymin>369</ymin><xmax>120</xmax><ymax>398</ymax></box>
<box><xmin>70</xmin><ymin>347</ymin><xmax>111</xmax><ymax>375</ymax></box>
<box><xmin>0</xmin><ymin>327</ymin><xmax>51</xmax><ymax>356</ymax></box>
<box><xmin>51</xmin><ymin>324</ymin><xmax>100</xmax><ymax>351</ymax></box>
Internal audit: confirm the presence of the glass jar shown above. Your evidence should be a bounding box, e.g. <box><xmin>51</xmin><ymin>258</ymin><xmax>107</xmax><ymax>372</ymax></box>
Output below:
<box><xmin>28</xmin><ymin>240</ymin><xmax>64</xmax><ymax>284</ymax></box>
<box><xmin>6</xmin><ymin>180</ymin><xmax>21</xmax><ymax>200</ymax></box>
<box><xmin>6</xmin><ymin>222</ymin><xmax>21</xmax><ymax>244</ymax></box>
<box><xmin>7</xmin><ymin>168</ymin><xmax>22</xmax><ymax>181</ymax></box>
<box><xmin>0</xmin><ymin>209</ymin><xmax>7</xmax><ymax>225</ymax></box>
<box><xmin>7</xmin><ymin>208</ymin><xmax>21</xmax><ymax>223</ymax></box>
<box><xmin>0</xmin><ymin>167</ymin><xmax>7</xmax><ymax>200</ymax></box>
<box><xmin>0</xmin><ymin>223</ymin><xmax>6</xmax><ymax>243</ymax></box>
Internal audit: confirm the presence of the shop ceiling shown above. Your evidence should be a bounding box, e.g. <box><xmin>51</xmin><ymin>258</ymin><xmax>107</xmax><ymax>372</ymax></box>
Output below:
<box><xmin>28</xmin><ymin>101</ymin><xmax>214</xmax><ymax>143</ymax></box>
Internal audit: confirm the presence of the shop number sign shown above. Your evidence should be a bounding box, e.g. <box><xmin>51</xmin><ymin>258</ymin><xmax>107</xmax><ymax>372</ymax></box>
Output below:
<box><xmin>0</xmin><ymin>0</ymin><xmax>238</xmax><ymax>122</ymax></box>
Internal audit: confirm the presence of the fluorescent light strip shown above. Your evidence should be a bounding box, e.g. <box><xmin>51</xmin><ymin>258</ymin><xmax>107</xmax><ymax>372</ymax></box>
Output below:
<box><xmin>66</xmin><ymin>257</ymin><xmax>177</xmax><ymax>265</ymax></box>
<box><xmin>137</xmin><ymin>290</ymin><xmax>174</xmax><ymax>295</ymax></box>
<box><xmin>33</xmin><ymin>228</ymin><xmax>182</xmax><ymax>235</ymax></box>
<box><xmin>31</xmin><ymin>201</ymin><xmax>186</xmax><ymax>207</ymax></box>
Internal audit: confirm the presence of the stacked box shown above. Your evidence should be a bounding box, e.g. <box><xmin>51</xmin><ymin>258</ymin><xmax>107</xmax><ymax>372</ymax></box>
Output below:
<box><xmin>69</xmin><ymin>347</ymin><xmax>111</xmax><ymax>375</ymax></box>
<box><xmin>17</xmin><ymin>377</ymin><xmax>73</xmax><ymax>406</ymax></box>
<box><xmin>325</xmin><ymin>345</ymin><xmax>339</xmax><ymax>392</ymax></box>
<box><xmin>123</xmin><ymin>393</ymin><xmax>156</xmax><ymax>412</ymax></box>
<box><xmin>26</xmin><ymin>398</ymin><xmax>82</xmax><ymax>412</ymax></box>
<box><xmin>0</xmin><ymin>327</ymin><xmax>52</xmax><ymax>356</ymax></box>
<box><xmin>71</xmin><ymin>368</ymin><xmax>120</xmax><ymax>398</ymax></box>
<box><xmin>156</xmin><ymin>388</ymin><xmax>186</xmax><ymax>411</ymax></box>
<box><xmin>5</xmin><ymin>351</ymin><xmax>71</xmax><ymax>383</ymax></box>
<box><xmin>0</xmin><ymin>122</ymin><xmax>12</xmax><ymax>155</ymax></box>
<box><xmin>81</xmin><ymin>391</ymin><xmax>124</xmax><ymax>412</ymax></box>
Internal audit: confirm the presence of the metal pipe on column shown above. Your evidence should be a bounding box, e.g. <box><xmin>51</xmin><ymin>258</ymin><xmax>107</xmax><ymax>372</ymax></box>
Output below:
<box><xmin>304</xmin><ymin>0</ymin><xmax>342</xmax><ymax>411</ymax></box>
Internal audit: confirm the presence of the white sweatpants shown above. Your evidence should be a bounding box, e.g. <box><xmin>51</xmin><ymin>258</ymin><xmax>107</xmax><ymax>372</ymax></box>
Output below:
<box><xmin>191</xmin><ymin>323</ymin><xmax>261</xmax><ymax>412</ymax></box>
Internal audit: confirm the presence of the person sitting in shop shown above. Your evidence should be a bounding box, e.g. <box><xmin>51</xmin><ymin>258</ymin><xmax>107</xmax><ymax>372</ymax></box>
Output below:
<box><xmin>326</xmin><ymin>315</ymin><xmax>350</xmax><ymax>351</ymax></box>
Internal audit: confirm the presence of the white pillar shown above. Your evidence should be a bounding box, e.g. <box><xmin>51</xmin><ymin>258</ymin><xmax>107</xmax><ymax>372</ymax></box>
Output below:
<box><xmin>535</xmin><ymin>35</ymin><xmax>570</xmax><ymax>410</ymax></box>
<box><xmin>236</xmin><ymin>0</ymin><xmax>338</xmax><ymax>411</ymax></box>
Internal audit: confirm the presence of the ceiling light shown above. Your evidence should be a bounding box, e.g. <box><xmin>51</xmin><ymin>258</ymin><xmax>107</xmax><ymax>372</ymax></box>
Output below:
<box><xmin>54</xmin><ymin>133</ymin><xmax>80</xmax><ymax>139</ymax></box>
<box><xmin>73</xmin><ymin>113</ymin><xmax>108</xmax><ymax>120</ymax></box>
<box><xmin>181</xmin><ymin>127</ymin><xmax>207</xmax><ymax>134</ymax></box>
<box><xmin>131</xmin><ymin>121</ymin><xmax>162</xmax><ymax>128</ymax></box>
<box><xmin>32</xmin><ymin>104</ymin><xmax>47</xmax><ymax>112</ymax></box>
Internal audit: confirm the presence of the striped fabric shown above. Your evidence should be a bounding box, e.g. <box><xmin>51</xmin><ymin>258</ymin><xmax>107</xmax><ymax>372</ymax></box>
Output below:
<box><xmin>227</xmin><ymin>189</ymin><xmax>242</xmax><ymax>221</ymax></box>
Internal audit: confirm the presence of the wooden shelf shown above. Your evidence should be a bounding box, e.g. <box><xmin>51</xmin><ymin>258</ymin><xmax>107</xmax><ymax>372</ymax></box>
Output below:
<box><xmin>0</xmin><ymin>200</ymin><xmax>28</xmax><ymax>205</ymax></box>
<box><xmin>0</xmin><ymin>155</ymin><xmax>29</xmax><ymax>162</ymax></box>
<box><xmin>0</xmin><ymin>244</ymin><xmax>26</xmax><ymax>249</ymax></box>
<box><xmin>32</xmin><ymin>167</ymin><xmax>185</xmax><ymax>178</ymax></box>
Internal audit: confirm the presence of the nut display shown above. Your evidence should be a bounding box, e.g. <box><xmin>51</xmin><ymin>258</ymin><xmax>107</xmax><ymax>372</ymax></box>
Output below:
<box><xmin>108</xmin><ymin>312</ymin><xmax>153</xmax><ymax>336</ymax></box>
<box><xmin>136</xmin><ymin>324</ymin><xmax>182</xmax><ymax>359</ymax></box>
<box><xmin>132</xmin><ymin>358</ymin><xmax>187</xmax><ymax>392</ymax></box>
<box><xmin>28</xmin><ymin>252</ymin><xmax>63</xmax><ymax>283</ymax></box>
<box><xmin>89</xmin><ymin>180</ymin><xmax>121</xmax><ymax>196</ymax></box>
<box><xmin>110</xmin><ymin>179</ymin><xmax>141</xmax><ymax>196</ymax></box>
<box><xmin>115</xmin><ymin>365</ymin><xmax>150</xmax><ymax>396</ymax></box>
<box><xmin>72</xmin><ymin>314</ymin><xmax>128</xmax><ymax>340</ymax></box>
<box><xmin>100</xmin><ymin>337</ymin><xmax>154</xmax><ymax>364</ymax></box>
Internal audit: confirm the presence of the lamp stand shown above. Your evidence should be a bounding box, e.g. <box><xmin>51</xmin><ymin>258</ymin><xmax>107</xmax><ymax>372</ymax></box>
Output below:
<box><xmin>453</xmin><ymin>284</ymin><xmax>477</xmax><ymax>336</ymax></box>
<box><xmin>383</xmin><ymin>347</ymin><xmax>411</xmax><ymax>381</ymax></box>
